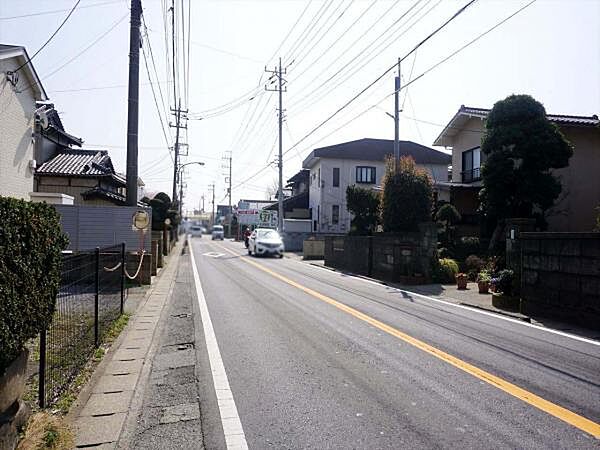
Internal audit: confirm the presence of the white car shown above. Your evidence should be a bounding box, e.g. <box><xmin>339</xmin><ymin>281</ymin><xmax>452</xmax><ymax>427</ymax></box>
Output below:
<box><xmin>248</xmin><ymin>228</ymin><xmax>284</xmax><ymax>258</ymax></box>
<box><xmin>189</xmin><ymin>225</ymin><xmax>203</xmax><ymax>237</ymax></box>
<box><xmin>212</xmin><ymin>225</ymin><xmax>224</xmax><ymax>240</ymax></box>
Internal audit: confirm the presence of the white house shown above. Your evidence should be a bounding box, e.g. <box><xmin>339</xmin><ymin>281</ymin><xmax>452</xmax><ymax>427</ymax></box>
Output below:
<box><xmin>0</xmin><ymin>45</ymin><xmax>48</xmax><ymax>200</ymax></box>
<box><xmin>302</xmin><ymin>138</ymin><xmax>451</xmax><ymax>233</ymax></box>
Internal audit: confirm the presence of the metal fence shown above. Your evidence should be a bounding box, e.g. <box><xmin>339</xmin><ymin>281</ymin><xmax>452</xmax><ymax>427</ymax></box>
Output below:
<box><xmin>38</xmin><ymin>244</ymin><xmax>126</xmax><ymax>408</ymax></box>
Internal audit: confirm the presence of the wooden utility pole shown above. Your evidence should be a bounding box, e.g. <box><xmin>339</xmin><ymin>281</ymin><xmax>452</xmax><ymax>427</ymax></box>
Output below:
<box><xmin>126</xmin><ymin>0</ymin><xmax>142</xmax><ymax>206</ymax></box>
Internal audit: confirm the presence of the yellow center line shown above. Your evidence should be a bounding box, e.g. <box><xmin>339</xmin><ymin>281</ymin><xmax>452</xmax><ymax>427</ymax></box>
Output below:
<box><xmin>212</xmin><ymin>242</ymin><xmax>600</xmax><ymax>439</ymax></box>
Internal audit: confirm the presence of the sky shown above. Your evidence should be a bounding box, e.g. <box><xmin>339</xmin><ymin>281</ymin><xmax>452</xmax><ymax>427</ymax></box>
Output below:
<box><xmin>1</xmin><ymin>0</ymin><xmax>599</xmax><ymax>213</ymax></box>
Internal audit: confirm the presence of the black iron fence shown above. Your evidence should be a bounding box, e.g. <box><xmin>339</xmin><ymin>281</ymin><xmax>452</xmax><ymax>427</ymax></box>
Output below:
<box><xmin>38</xmin><ymin>244</ymin><xmax>126</xmax><ymax>408</ymax></box>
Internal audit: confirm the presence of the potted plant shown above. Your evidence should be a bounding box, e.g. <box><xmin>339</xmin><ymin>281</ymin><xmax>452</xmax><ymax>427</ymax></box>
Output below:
<box><xmin>490</xmin><ymin>269</ymin><xmax>520</xmax><ymax>310</ymax></box>
<box><xmin>476</xmin><ymin>270</ymin><xmax>491</xmax><ymax>294</ymax></box>
<box><xmin>455</xmin><ymin>272</ymin><xmax>468</xmax><ymax>289</ymax></box>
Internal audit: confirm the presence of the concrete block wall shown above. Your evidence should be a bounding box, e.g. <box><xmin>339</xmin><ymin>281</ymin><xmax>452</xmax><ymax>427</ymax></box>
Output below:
<box><xmin>520</xmin><ymin>232</ymin><xmax>600</xmax><ymax>329</ymax></box>
<box><xmin>324</xmin><ymin>223</ymin><xmax>438</xmax><ymax>283</ymax></box>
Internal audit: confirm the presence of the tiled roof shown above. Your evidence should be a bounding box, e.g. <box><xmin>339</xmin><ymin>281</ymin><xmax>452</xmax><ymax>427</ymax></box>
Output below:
<box><xmin>459</xmin><ymin>106</ymin><xmax>600</xmax><ymax>127</ymax></box>
<box><xmin>433</xmin><ymin>105</ymin><xmax>599</xmax><ymax>147</ymax></box>
<box><xmin>81</xmin><ymin>187</ymin><xmax>147</xmax><ymax>207</ymax></box>
<box><xmin>303</xmin><ymin>138</ymin><xmax>451</xmax><ymax>169</ymax></box>
<box><xmin>36</xmin><ymin>149</ymin><xmax>123</xmax><ymax>184</ymax></box>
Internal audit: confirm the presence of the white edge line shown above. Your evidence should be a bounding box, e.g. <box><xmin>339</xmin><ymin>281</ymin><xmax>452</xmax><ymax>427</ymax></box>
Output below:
<box><xmin>285</xmin><ymin>257</ymin><xmax>600</xmax><ymax>347</ymax></box>
<box><xmin>188</xmin><ymin>237</ymin><xmax>249</xmax><ymax>450</ymax></box>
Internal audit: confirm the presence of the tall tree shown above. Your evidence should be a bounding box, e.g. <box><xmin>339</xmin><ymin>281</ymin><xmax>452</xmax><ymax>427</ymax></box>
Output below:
<box><xmin>479</xmin><ymin>95</ymin><xmax>573</xmax><ymax>230</ymax></box>
<box><xmin>381</xmin><ymin>156</ymin><xmax>433</xmax><ymax>232</ymax></box>
<box><xmin>346</xmin><ymin>185</ymin><xmax>379</xmax><ymax>235</ymax></box>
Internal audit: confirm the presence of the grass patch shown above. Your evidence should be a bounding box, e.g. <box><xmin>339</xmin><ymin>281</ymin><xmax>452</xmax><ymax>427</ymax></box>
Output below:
<box><xmin>104</xmin><ymin>313</ymin><xmax>130</xmax><ymax>343</ymax></box>
<box><xmin>17</xmin><ymin>412</ymin><xmax>74</xmax><ymax>450</ymax></box>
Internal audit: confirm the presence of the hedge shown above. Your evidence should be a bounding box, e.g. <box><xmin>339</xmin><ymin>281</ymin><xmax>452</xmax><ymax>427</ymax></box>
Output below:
<box><xmin>0</xmin><ymin>197</ymin><xmax>68</xmax><ymax>374</ymax></box>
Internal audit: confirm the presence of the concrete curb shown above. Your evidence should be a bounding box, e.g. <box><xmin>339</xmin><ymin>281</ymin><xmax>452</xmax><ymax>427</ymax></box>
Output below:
<box><xmin>70</xmin><ymin>240</ymin><xmax>184</xmax><ymax>449</ymax></box>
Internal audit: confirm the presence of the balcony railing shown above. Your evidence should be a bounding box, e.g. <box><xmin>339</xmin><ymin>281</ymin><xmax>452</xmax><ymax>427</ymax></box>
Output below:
<box><xmin>461</xmin><ymin>167</ymin><xmax>481</xmax><ymax>183</ymax></box>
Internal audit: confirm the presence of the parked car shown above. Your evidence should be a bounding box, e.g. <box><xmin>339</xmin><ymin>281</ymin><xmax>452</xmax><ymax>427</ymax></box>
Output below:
<box><xmin>248</xmin><ymin>228</ymin><xmax>284</xmax><ymax>258</ymax></box>
<box><xmin>212</xmin><ymin>225</ymin><xmax>224</xmax><ymax>240</ymax></box>
<box><xmin>190</xmin><ymin>225</ymin><xmax>203</xmax><ymax>237</ymax></box>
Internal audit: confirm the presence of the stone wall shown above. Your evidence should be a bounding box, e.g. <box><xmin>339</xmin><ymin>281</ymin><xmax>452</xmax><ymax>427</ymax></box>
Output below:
<box><xmin>324</xmin><ymin>223</ymin><xmax>438</xmax><ymax>283</ymax></box>
<box><xmin>520</xmin><ymin>232</ymin><xmax>600</xmax><ymax>329</ymax></box>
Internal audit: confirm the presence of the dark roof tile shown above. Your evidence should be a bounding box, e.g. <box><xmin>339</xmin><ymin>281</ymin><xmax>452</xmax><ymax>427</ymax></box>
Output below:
<box><xmin>303</xmin><ymin>138</ymin><xmax>451</xmax><ymax>167</ymax></box>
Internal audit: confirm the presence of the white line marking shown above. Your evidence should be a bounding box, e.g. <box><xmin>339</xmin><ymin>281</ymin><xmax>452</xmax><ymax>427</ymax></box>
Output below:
<box><xmin>188</xmin><ymin>237</ymin><xmax>248</xmax><ymax>449</ymax></box>
<box><xmin>280</xmin><ymin>257</ymin><xmax>600</xmax><ymax>347</ymax></box>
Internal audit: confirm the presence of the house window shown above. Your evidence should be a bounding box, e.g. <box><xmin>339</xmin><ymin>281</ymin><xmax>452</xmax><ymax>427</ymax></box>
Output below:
<box><xmin>356</xmin><ymin>166</ymin><xmax>376</xmax><ymax>184</ymax></box>
<box><xmin>332</xmin><ymin>205</ymin><xmax>339</xmax><ymax>224</ymax></box>
<box><xmin>461</xmin><ymin>147</ymin><xmax>481</xmax><ymax>183</ymax></box>
<box><xmin>333</xmin><ymin>168</ymin><xmax>340</xmax><ymax>187</ymax></box>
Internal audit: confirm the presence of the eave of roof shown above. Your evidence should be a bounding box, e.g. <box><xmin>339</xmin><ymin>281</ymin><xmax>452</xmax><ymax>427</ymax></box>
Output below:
<box><xmin>433</xmin><ymin>105</ymin><xmax>600</xmax><ymax>147</ymax></box>
<box><xmin>81</xmin><ymin>187</ymin><xmax>146</xmax><ymax>207</ymax></box>
<box><xmin>0</xmin><ymin>45</ymin><xmax>48</xmax><ymax>101</ymax></box>
<box><xmin>302</xmin><ymin>138</ymin><xmax>451</xmax><ymax>168</ymax></box>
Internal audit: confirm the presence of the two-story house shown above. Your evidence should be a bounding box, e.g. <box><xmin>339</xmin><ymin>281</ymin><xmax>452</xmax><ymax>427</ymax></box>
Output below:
<box><xmin>264</xmin><ymin>169</ymin><xmax>310</xmax><ymax>219</ymax></box>
<box><xmin>0</xmin><ymin>44</ymin><xmax>48</xmax><ymax>199</ymax></box>
<box><xmin>433</xmin><ymin>105</ymin><xmax>600</xmax><ymax>232</ymax></box>
<box><xmin>302</xmin><ymin>138</ymin><xmax>451</xmax><ymax>233</ymax></box>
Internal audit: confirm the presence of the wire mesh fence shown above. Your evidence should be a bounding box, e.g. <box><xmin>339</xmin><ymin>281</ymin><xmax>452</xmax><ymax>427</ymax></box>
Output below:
<box><xmin>39</xmin><ymin>244</ymin><xmax>126</xmax><ymax>408</ymax></box>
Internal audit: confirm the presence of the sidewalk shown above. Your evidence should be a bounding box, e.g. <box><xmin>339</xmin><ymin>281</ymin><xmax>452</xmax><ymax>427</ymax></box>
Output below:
<box><xmin>291</xmin><ymin>255</ymin><xmax>600</xmax><ymax>341</ymax></box>
<box><xmin>69</xmin><ymin>240</ymin><xmax>195</xmax><ymax>448</ymax></box>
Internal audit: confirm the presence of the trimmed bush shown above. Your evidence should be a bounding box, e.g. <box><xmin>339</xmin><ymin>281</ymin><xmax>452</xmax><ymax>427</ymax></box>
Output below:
<box><xmin>0</xmin><ymin>197</ymin><xmax>68</xmax><ymax>374</ymax></box>
<box><xmin>433</xmin><ymin>258</ymin><xmax>459</xmax><ymax>283</ymax></box>
<box><xmin>465</xmin><ymin>254</ymin><xmax>485</xmax><ymax>280</ymax></box>
<box><xmin>381</xmin><ymin>156</ymin><xmax>433</xmax><ymax>232</ymax></box>
<box><xmin>346</xmin><ymin>185</ymin><xmax>380</xmax><ymax>235</ymax></box>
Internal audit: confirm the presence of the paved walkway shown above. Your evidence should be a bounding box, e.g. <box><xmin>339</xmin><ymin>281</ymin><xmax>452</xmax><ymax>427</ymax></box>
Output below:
<box><xmin>71</xmin><ymin>241</ymin><xmax>188</xmax><ymax>448</ymax></box>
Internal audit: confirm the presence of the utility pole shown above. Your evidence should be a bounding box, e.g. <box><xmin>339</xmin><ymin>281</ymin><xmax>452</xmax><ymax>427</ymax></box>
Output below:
<box><xmin>394</xmin><ymin>57</ymin><xmax>401</xmax><ymax>166</ymax></box>
<box><xmin>201</xmin><ymin>195</ymin><xmax>205</xmax><ymax>213</ymax></box>
<box><xmin>170</xmin><ymin>100</ymin><xmax>187</xmax><ymax>210</ymax></box>
<box><xmin>228</xmin><ymin>154</ymin><xmax>232</xmax><ymax>237</ymax></box>
<box><xmin>209</xmin><ymin>184</ymin><xmax>215</xmax><ymax>227</ymax></box>
<box><xmin>265</xmin><ymin>57</ymin><xmax>286</xmax><ymax>232</ymax></box>
<box><xmin>126</xmin><ymin>0</ymin><xmax>142</xmax><ymax>206</ymax></box>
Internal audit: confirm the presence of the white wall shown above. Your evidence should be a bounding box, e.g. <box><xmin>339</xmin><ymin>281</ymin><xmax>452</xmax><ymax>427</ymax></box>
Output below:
<box><xmin>307</xmin><ymin>157</ymin><xmax>448</xmax><ymax>233</ymax></box>
<box><xmin>0</xmin><ymin>57</ymin><xmax>37</xmax><ymax>199</ymax></box>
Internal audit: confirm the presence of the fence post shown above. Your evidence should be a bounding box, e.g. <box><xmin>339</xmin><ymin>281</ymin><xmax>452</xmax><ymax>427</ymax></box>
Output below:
<box><xmin>38</xmin><ymin>329</ymin><xmax>46</xmax><ymax>408</ymax></box>
<box><xmin>94</xmin><ymin>247</ymin><xmax>100</xmax><ymax>347</ymax></box>
<box><xmin>120</xmin><ymin>242</ymin><xmax>126</xmax><ymax>315</ymax></box>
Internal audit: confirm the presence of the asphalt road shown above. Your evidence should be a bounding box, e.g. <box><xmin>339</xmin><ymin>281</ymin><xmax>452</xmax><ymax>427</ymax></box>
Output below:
<box><xmin>189</xmin><ymin>237</ymin><xmax>600</xmax><ymax>449</ymax></box>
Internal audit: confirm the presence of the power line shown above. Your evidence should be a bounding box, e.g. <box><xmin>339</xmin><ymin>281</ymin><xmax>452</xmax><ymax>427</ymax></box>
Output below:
<box><xmin>0</xmin><ymin>0</ymin><xmax>122</xmax><ymax>20</ymax></box>
<box><xmin>285</xmin><ymin>0</ymin><xmax>477</xmax><ymax>157</ymax></box>
<box><xmin>235</xmin><ymin>0</ymin><xmax>534</xmax><ymax>191</ymax></box>
<box><xmin>21</xmin><ymin>12</ymin><xmax>129</xmax><ymax>93</ymax></box>
<box><xmin>266</xmin><ymin>0</ymin><xmax>314</xmax><ymax>66</ymax></box>
<box><xmin>141</xmin><ymin>33</ymin><xmax>173</xmax><ymax>162</ymax></box>
<box><xmin>12</xmin><ymin>0</ymin><xmax>82</xmax><ymax>73</ymax></box>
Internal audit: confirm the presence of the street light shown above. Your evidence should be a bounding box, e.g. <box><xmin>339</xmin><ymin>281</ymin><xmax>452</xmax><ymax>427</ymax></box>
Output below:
<box><xmin>176</xmin><ymin>161</ymin><xmax>205</xmax><ymax>217</ymax></box>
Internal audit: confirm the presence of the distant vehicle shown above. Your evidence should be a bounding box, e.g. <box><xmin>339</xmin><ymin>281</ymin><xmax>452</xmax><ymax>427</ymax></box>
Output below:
<box><xmin>248</xmin><ymin>228</ymin><xmax>284</xmax><ymax>258</ymax></box>
<box><xmin>212</xmin><ymin>225</ymin><xmax>224</xmax><ymax>240</ymax></box>
<box><xmin>190</xmin><ymin>225</ymin><xmax>203</xmax><ymax>237</ymax></box>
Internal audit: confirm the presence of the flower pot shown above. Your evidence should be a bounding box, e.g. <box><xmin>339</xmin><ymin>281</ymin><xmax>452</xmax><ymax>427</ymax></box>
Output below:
<box><xmin>0</xmin><ymin>349</ymin><xmax>30</xmax><ymax>450</ymax></box>
<box><xmin>456</xmin><ymin>274</ymin><xmax>468</xmax><ymax>290</ymax></box>
<box><xmin>0</xmin><ymin>349</ymin><xmax>28</xmax><ymax>414</ymax></box>
<box><xmin>477</xmin><ymin>281</ymin><xmax>489</xmax><ymax>294</ymax></box>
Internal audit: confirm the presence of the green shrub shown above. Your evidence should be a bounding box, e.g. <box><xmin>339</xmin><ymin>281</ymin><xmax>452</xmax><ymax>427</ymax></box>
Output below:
<box><xmin>346</xmin><ymin>185</ymin><xmax>380</xmax><ymax>235</ymax></box>
<box><xmin>490</xmin><ymin>269</ymin><xmax>515</xmax><ymax>295</ymax></box>
<box><xmin>0</xmin><ymin>197</ymin><xmax>68</xmax><ymax>374</ymax></box>
<box><xmin>433</xmin><ymin>258</ymin><xmax>459</xmax><ymax>283</ymax></box>
<box><xmin>465</xmin><ymin>254</ymin><xmax>484</xmax><ymax>280</ymax></box>
<box><xmin>381</xmin><ymin>156</ymin><xmax>433</xmax><ymax>232</ymax></box>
